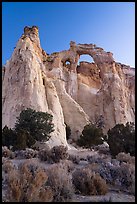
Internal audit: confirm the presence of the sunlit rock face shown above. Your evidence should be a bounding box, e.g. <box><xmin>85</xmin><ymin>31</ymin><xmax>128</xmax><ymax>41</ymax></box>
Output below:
<box><xmin>2</xmin><ymin>26</ymin><xmax>135</xmax><ymax>147</ymax></box>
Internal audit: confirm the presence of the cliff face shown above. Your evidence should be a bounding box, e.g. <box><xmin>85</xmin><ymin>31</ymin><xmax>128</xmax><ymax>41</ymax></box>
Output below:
<box><xmin>2</xmin><ymin>26</ymin><xmax>135</xmax><ymax>147</ymax></box>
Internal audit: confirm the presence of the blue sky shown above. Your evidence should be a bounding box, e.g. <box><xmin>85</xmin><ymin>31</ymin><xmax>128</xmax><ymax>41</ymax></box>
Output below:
<box><xmin>2</xmin><ymin>2</ymin><xmax>135</xmax><ymax>67</ymax></box>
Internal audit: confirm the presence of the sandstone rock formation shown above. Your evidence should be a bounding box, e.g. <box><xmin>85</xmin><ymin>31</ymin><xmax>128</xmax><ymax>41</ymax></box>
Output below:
<box><xmin>2</xmin><ymin>26</ymin><xmax>135</xmax><ymax>147</ymax></box>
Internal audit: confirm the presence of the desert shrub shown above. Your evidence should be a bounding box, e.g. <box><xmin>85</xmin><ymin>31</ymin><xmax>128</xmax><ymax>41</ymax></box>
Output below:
<box><xmin>107</xmin><ymin>122</ymin><xmax>135</xmax><ymax>157</ymax></box>
<box><xmin>2</xmin><ymin>157</ymin><xmax>7</xmax><ymax>165</ymax></box>
<box><xmin>38</xmin><ymin>147</ymin><xmax>51</xmax><ymax>162</ymax></box>
<box><xmin>68</xmin><ymin>154</ymin><xmax>80</xmax><ymax>164</ymax></box>
<box><xmin>2</xmin><ymin>160</ymin><xmax>15</xmax><ymax>174</ymax></box>
<box><xmin>2</xmin><ymin>160</ymin><xmax>15</xmax><ymax>200</ymax></box>
<box><xmin>65</xmin><ymin>123</ymin><xmax>71</xmax><ymax>140</ymax></box>
<box><xmin>2</xmin><ymin>146</ymin><xmax>15</xmax><ymax>159</ymax></box>
<box><xmin>59</xmin><ymin>159</ymin><xmax>75</xmax><ymax>173</ymax></box>
<box><xmin>39</xmin><ymin>145</ymin><xmax>69</xmax><ymax>163</ymax></box>
<box><xmin>72</xmin><ymin>168</ymin><xmax>108</xmax><ymax>195</ymax></box>
<box><xmin>14</xmin><ymin>108</ymin><xmax>54</xmax><ymax>142</ymax></box>
<box><xmin>77</xmin><ymin>124</ymin><xmax>104</xmax><ymax>148</ymax></box>
<box><xmin>118</xmin><ymin>162</ymin><xmax>135</xmax><ymax>195</ymax></box>
<box><xmin>46</xmin><ymin>162</ymin><xmax>74</xmax><ymax>202</ymax></box>
<box><xmin>24</xmin><ymin>148</ymin><xmax>38</xmax><ymax>159</ymax></box>
<box><xmin>97</xmin><ymin>160</ymin><xmax>135</xmax><ymax>195</ymax></box>
<box><xmin>116</xmin><ymin>152</ymin><xmax>135</xmax><ymax>164</ymax></box>
<box><xmin>15</xmin><ymin>148</ymin><xmax>38</xmax><ymax>159</ymax></box>
<box><xmin>94</xmin><ymin>143</ymin><xmax>110</xmax><ymax>155</ymax></box>
<box><xmin>4</xmin><ymin>160</ymin><xmax>53</xmax><ymax>202</ymax></box>
<box><xmin>99</xmin><ymin>162</ymin><xmax>135</xmax><ymax>195</ymax></box>
<box><xmin>86</xmin><ymin>163</ymin><xmax>101</xmax><ymax>173</ymax></box>
<box><xmin>50</xmin><ymin>145</ymin><xmax>69</xmax><ymax>163</ymax></box>
<box><xmin>87</xmin><ymin>154</ymin><xmax>104</xmax><ymax>164</ymax></box>
<box><xmin>98</xmin><ymin>161</ymin><xmax>121</xmax><ymax>185</ymax></box>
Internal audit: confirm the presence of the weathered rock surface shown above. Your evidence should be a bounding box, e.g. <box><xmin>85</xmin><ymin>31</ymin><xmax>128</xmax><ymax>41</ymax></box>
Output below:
<box><xmin>2</xmin><ymin>26</ymin><xmax>68</xmax><ymax>148</ymax></box>
<box><xmin>2</xmin><ymin>26</ymin><xmax>135</xmax><ymax>147</ymax></box>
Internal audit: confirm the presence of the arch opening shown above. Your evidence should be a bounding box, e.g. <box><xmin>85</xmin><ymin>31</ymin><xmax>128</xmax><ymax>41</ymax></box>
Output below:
<box><xmin>62</xmin><ymin>59</ymin><xmax>71</xmax><ymax>69</ymax></box>
<box><xmin>78</xmin><ymin>54</ymin><xmax>94</xmax><ymax>65</ymax></box>
<box><xmin>77</xmin><ymin>54</ymin><xmax>101</xmax><ymax>77</ymax></box>
<box><xmin>65</xmin><ymin>61</ymin><xmax>71</xmax><ymax>66</ymax></box>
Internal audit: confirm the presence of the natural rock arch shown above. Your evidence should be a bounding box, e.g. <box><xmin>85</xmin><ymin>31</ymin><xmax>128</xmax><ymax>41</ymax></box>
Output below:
<box><xmin>48</xmin><ymin>41</ymin><xmax>114</xmax><ymax>78</ymax></box>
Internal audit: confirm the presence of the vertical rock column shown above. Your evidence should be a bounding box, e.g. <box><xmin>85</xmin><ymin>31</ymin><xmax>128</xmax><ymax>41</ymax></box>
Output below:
<box><xmin>2</xmin><ymin>26</ymin><xmax>68</xmax><ymax>148</ymax></box>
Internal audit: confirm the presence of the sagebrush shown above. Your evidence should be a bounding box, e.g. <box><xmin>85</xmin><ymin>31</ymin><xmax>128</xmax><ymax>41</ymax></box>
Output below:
<box><xmin>2</xmin><ymin>160</ymin><xmax>53</xmax><ymax>202</ymax></box>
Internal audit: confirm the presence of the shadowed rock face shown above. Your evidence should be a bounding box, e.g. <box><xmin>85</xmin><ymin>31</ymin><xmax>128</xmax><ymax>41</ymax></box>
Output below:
<box><xmin>2</xmin><ymin>26</ymin><xmax>135</xmax><ymax>147</ymax></box>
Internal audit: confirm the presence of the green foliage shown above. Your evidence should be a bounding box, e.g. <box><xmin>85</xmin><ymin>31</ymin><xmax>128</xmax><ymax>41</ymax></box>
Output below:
<box><xmin>15</xmin><ymin>108</ymin><xmax>54</xmax><ymax>142</ymax></box>
<box><xmin>107</xmin><ymin>122</ymin><xmax>135</xmax><ymax>157</ymax></box>
<box><xmin>77</xmin><ymin>124</ymin><xmax>104</xmax><ymax>148</ymax></box>
<box><xmin>2</xmin><ymin>127</ymin><xmax>35</xmax><ymax>151</ymax></box>
<box><xmin>65</xmin><ymin>123</ymin><xmax>71</xmax><ymax>140</ymax></box>
<box><xmin>2</xmin><ymin>126</ymin><xmax>16</xmax><ymax>149</ymax></box>
<box><xmin>2</xmin><ymin>108</ymin><xmax>54</xmax><ymax>150</ymax></box>
<box><xmin>13</xmin><ymin>129</ymin><xmax>35</xmax><ymax>150</ymax></box>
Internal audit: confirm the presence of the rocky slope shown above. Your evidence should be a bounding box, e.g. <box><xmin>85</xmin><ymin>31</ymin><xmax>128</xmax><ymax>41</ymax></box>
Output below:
<box><xmin>2</xmin><ymin>26</ymin><xmax>135</xmax><ymax>147</ymax></box>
